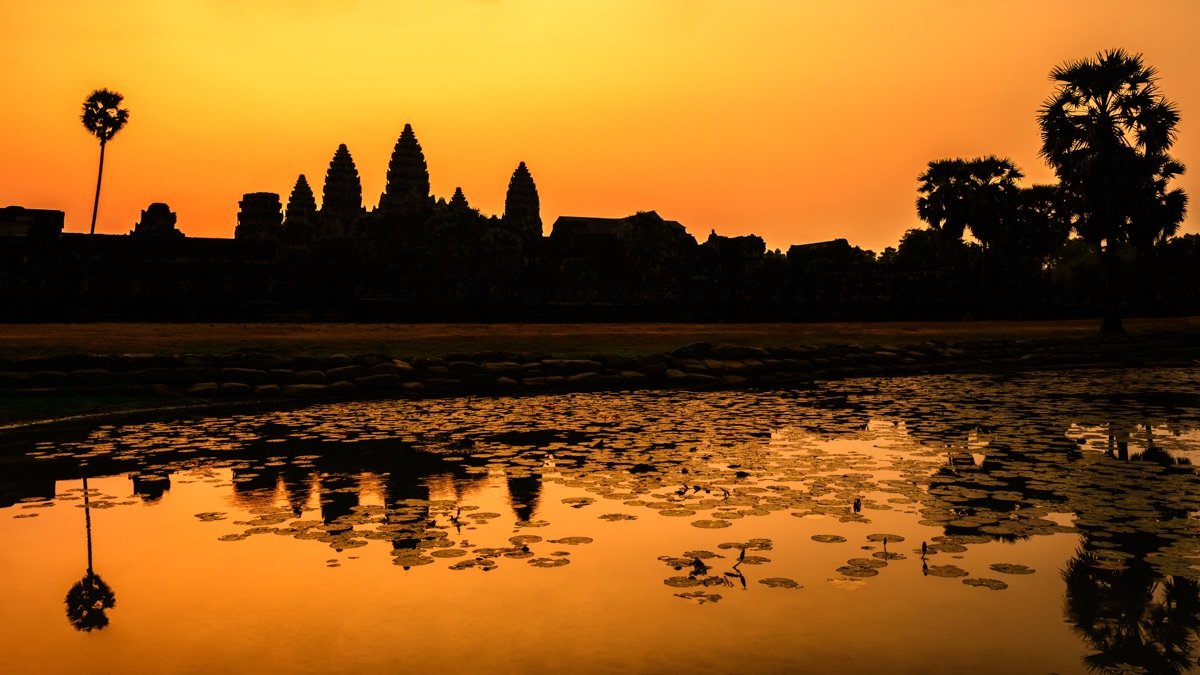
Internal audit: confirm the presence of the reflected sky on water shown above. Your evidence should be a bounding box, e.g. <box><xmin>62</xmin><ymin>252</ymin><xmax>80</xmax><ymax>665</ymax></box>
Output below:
<box><xmin>3</xmin><ymin>367</ymin><xmax>1200</xmax><ymax>674</ymax></box>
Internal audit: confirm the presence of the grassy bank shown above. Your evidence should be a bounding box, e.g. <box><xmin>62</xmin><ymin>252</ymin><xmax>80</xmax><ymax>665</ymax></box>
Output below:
<box><xmin>3</xmin><ymin>317</ymin><xmax>1199</xmax><ymax>360</ymax></box>
<box><xmin>2</xmin><ymin>317</ymin><xmax>1197</xmax><ymax>429</ymax></box>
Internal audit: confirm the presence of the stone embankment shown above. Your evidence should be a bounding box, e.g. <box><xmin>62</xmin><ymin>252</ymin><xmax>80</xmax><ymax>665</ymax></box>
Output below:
<box><xmin>2</xmin><ymin>332</ymin><xmax>1198</xmax><ymax>408</ymax></box>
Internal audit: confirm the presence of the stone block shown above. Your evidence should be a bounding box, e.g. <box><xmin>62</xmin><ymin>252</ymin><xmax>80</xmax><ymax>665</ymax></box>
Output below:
<box><xmin>356</xmin><ymin>374</ymin><xmax>402</xmax><ymax>389</ymax></box>
<box><xmin>282</xmin><ymin>384</ymin><xmax>327</xmax><ymax>397</ymax></box>
<box><xmin>219</xmin><ymin>367</ymin><xmax>270</xmax><ymax>384</ymax></box>
<box><xmin>325</xmin><ymin>365</ymin><xmax>365</xmax><ymax>382</ymax></box>
<box><xmin>294</xmin><ymin>370</ymin><xmax>327</xmax><ymax>384</ymax></box>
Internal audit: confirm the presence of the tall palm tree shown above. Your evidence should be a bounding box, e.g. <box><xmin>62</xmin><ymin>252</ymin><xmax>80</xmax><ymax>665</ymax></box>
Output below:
<box><xmin>80</xmin><ymin>89</ymin><xmax>130</xmax><ymax>236</ymax></box>
<box><xmin>1038</xmin><ymin>49</ymin><xmax>1186</xmax><ymax>334</ymax></box>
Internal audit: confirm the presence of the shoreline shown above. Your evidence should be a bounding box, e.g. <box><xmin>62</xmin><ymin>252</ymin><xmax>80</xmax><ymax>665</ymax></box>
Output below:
<box><xmin>3</xmin><ymin>328</ymin><xmax>1198</xmax><ymax>437</ymax></box>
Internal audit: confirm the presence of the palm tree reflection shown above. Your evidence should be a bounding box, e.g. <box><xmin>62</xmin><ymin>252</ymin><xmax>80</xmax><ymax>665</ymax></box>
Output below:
<box><xmin>1064</xmin><ymin>544</ymin><xmax>1200</xmax><ymax>674</ymax></box>
<box><xmin>65</xmin><ymin>473</ymin><xmax>116</xmax><ymax>631</ymax></box>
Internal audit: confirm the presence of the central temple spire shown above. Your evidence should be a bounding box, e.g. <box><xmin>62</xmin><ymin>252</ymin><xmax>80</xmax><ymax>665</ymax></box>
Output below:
<box><xmin>503</xmin><ymin>161</ymin><xmax>541</xmax><ymax>241</ymax></box>
<box><xmin>379</xmin><ymin>123</ymin><xmax>431</xmax><ymax>220</ymax></box>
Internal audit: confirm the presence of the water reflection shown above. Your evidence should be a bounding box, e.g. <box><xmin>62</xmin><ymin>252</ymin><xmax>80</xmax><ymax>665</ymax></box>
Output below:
<box><xmin>3</xmin><ymin>367</ymin><xmax>1200</xmax><ymax>672</ymax></box>
<box><xmin>65</xmin><ymin>473</ymin><xmax>116</xmax><ymax>631</ymax></box>
<box><xmin>1065</xmin><ymin>539</ymin><xmax>1200</xmax><ymax>674</ymax></box>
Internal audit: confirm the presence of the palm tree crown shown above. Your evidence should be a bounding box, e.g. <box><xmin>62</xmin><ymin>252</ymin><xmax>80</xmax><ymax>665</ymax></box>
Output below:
<box><xmin>1038</xmin><ymin>48</ymin><xmax>1184</xmax><ymax>247</ymax></box>
<box><xmin>81</xmin><ymin>89</ymin><xmax>130</xmax><ymax>145</ymax></box>
<box><xmin>916</xmin><ymin>156</ymin><xmax>1023</xmax><ymax>246</ymax></box>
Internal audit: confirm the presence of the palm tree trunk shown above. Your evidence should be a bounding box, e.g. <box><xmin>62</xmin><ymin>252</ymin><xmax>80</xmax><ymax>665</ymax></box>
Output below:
<box><xmin>88</xmin><ymin>140</ymin><xmax>107</xmax><ymax>237</ymax></box>
<box><xmin>83</xmin><ymin>473</ymin><xmax>94</xmax><ymax>574</ymax></box>
<box><xmin>1100</xmin><ymin>242</ymin><xmax>1124</xmax><ymax>335</ymax></box>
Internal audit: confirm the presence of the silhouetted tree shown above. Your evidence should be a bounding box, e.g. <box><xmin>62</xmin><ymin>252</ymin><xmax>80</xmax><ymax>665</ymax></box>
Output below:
<box><xmin>80</xmin><ymin>89</ymin><xmax>130</xmax><ymax>236</ymax></box>
<box><xmin>1039</xmin><ymin>49</ymin><xmax>1187</xmax><ymax>334</ymax></box>
<box><xmin>320</xmin><ymin>144</ymin><xmax>364</xmax><ymax>238</ymax></box>
<box><xmin>990</xmin><ymin>184</ymin><xmax>1073</xmax><ymax>294</ymax></box>
<box><xmin>378</xmin><ymin>124</ymin><xmax>432</xmax><ymax>224</ymax></box>
<box><xmin>916</xmin><ymin>156</ymin><xmax>1024</xmax><ymax>251</ymax></box>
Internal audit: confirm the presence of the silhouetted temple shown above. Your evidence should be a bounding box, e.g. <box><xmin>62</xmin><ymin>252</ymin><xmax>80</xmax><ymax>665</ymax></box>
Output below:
<box><xmin>284</xmin><ymin>175</ymin><xmax>317</xmax><ymax>236</ymax></box>
<box><xmin>3</xmin><ymin>122</ymin><xmax>1198</xmax><ymax>320</ymax></box>
<box><xmin>378</xmin><ymin>124</ymin><xmax>432</xmax><ymax>224</ymax></box>
<box><xmin>503</xmin><ymin>161</ymin><xmax>541</xmax><ymax>243</ymax></box>
<box><xmin>235</xmin><ymin>193</ymin><xmax>282</xmax><ymax>241</ymax></box>
<box><xmin>131</xmin><ymin>203</ymin><xmax>183</xmax><ymax>239</ymax></box>
<box><xmin>319</xmin><ymin>144</ymin><xmax>364</xmax><ymax>239</ymax></box>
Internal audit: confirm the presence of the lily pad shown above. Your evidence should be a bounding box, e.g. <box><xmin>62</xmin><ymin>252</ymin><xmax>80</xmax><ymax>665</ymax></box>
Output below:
<box><xmin>674</xmin><ymin>591</ymin><xmax>722</xmax><ymax>604</ymax></box>
<box><xmin>691</xmin><ymin>519</ymin><xmax>732</xmax><ymax>529</ymax></box>
<box><xmin>989</xmin><ymin>563</ymin><xmax>1035</xmax><ymax>575</ymax></box>
<box><xmin>550</xmin><ymin>536</ymin><xmax>594</xmax><ymax>545</ymax></box>
<box><xmin>926</xmin><ymin>564</ymin><xmax>969</xmax><ymax>578</ymax></box>
<box><xmin>963</xmin><ymin>577</ymin><xmax>1008</xmax><ymax>590</ymax></box>
<box><xmin>835</xmin><ymin>565</ymin><xmax>879</xmax><ymax>578</ymax></box>
<box><xmin>194</xmin><ymin>512</ymin><xmax>228</xmax><ymax>522</ymax></box>
<box><xmin>811</xmin><ymin>534</ymin><xmax>847</xmax><ymax>544</ymax></box>
<box><xmin>759</xmin><ymin>577</ymin><xmax>802</xmax><ymax>589</ymax></box>
<box><xmin>599</xmin><ymin>513</ymin><xmax>638</xmax><ymax>521</ymax></box>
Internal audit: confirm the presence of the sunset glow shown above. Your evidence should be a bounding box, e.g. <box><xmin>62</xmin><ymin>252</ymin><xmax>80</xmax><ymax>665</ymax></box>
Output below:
<box><xmin>2</xmin><ymin>0</ymin><xmax>1198</xmax><ymax>251</ymax></box>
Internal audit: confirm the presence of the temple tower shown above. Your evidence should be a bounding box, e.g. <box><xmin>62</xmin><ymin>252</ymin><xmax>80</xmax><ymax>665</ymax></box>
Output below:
<box><xmin>378</xmin><ymin>124</ymin><xmax>431</xmax><ymax>222</ymax></box>
<box><xmin>235</xmin><ymin>193</ymin><xmax>283</xmax><ymax>240</ymax></box>
<box><xmin>131</xmin><ymin>202</ymin><xmax>183</xmax><ymax>239</ymax></box>
<box><xmin>503</xmin><ymin>161</ymin><xmax>541</xmax><ymax>241</ymax></box>
<box><xmin>320</xmin><ymin>144</ymin><xmax>363</xmax><ymax>238</ymax></box>
<box><xmin>285</xmin><ymin>175</ymin><xmax>318</xmax><ymax>226</ymax></box>
<box><xmin>448</xmin><ymin>187</ymin><xmax>469</xmax><ymax>212</ymax></box>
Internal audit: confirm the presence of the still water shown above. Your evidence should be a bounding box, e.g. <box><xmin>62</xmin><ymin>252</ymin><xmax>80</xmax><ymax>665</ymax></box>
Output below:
<box><xmin>3</xmin><ymin>368</ymin><xmax>1200</xmax><ymax>674</ymax></box>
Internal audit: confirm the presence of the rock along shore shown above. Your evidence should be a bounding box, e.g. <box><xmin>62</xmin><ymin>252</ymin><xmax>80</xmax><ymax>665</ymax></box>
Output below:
<box><xmin>2</xmin><ymin>331</ymin><xmax>1198</xmax><ymax>417</ymax></box>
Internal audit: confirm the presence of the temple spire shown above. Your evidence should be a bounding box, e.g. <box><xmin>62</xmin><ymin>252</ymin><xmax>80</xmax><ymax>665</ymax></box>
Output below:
<box><xmin>320</xmin><ymin>144</ymin><xmax>363</xmax><ymax>237</ymax></box>
<box><xmin>379</xmin><ymin>123</ymin><xmax>431</xmax><ymax>219</ymax></box>
<box><xmin>503</xmin><ymin>161</ymin><xmax>541</xmax><ymax>240</ymax></box>
<box><xmin>285</xmin><ymin>174</ymin><xmax>317</xmax><ymax>226</ymax></box>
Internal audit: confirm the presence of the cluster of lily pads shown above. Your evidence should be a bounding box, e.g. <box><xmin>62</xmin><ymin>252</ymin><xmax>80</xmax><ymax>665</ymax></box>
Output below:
<box><xmin>13</xmin><ymin>366</ymin><xmax>1200</xmax><ymax>598</ymax></box>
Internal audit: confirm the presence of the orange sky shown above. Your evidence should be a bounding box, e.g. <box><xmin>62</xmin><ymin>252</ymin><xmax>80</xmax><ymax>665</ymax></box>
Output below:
<box><xmin>2</xmin><ymin>0</ymin><xmax>1197</xmax><ymax>252</ymax></box>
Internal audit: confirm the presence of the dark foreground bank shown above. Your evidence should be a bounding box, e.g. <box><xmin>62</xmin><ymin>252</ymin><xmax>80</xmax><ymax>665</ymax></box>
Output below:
<box><xmin>2</xmin><ymin>330</ymin><xmax>1198</xmax><ymax>432</ymax></box>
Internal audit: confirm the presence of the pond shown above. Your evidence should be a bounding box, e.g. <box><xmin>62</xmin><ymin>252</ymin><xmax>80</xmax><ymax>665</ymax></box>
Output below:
<box><xmin>3</xmin><ymin>367</ymin><xmax>1200</xmax><ymax>674</ymax></box>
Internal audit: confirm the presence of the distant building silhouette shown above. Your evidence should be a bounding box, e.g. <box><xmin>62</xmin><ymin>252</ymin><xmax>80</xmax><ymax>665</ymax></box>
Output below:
<box><xmin>3</xmin><ymin>111</ymin><xmax>1197</xmax><ymax>321</ymax></box>
<box><xmin>235</xmin><ymin>193</ymin><xmax>282</xmax><ymax>241</ymax></box>
<box><xmin>130</xmin><ymin>203</ymin><xmax>183</xmax><ymax>239</ymax></box>
<box><xmin>0</xmin><ymin>206</ymin><xmax>63</xmax><ymax>239</ymax></box>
